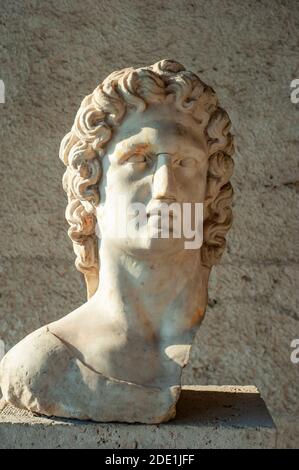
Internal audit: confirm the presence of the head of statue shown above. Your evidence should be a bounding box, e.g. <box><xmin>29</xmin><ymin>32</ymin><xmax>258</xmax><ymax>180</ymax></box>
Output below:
<box><xmin>59</xmin><ymin>59</ymin><xmax>234</xmax><ymax>298</ymax></box>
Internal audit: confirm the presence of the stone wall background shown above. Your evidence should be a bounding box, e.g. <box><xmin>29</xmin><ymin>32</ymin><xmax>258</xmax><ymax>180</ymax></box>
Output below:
<box><xmin>0</xmin><ymin>0</ymin><xmax>298</xmax><ymax>448</ymax></box>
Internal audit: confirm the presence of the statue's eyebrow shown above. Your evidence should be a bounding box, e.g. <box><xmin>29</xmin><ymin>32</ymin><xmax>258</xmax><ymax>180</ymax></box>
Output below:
<box><xmin>120</xmin><ymin>141</ymin><xmax>150</xmax><ymax>151</ymax></box>
<box><xmin>176</xmin><ymin>124</ymin><xmax>208</xmax><ymax>156</ymax></box>
<box><xmin>174</xmin><ymin>122</ymin><xmax>190</xmax><ymax>137</ymax></box>
<box><xmin>174</xmin><ymin>122</ymin><xmax>205</xmax><ymax>148</ymax></box>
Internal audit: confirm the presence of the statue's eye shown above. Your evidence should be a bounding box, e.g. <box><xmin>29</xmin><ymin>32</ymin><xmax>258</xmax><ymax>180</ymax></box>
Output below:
<box><xmin>126</xmin><ymin>153</ymin><xmax>153</xmax><ymax>165</ymax></box>
<box><xmin>177</xmin><ymin>157</ymin><xmax>197</xmax><ymax>168</ymax></box>
<box><xmin>126</xmin><ymin>154</ymin><xmax>147</xmax><ymax>163</ymax></box>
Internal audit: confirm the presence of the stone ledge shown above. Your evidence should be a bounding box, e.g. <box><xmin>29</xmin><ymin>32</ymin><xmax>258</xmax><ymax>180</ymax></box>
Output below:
<box><xmin>0</xmin><ymin>385</ymin><xmax>277</xmax><ymax>449</ymax></box>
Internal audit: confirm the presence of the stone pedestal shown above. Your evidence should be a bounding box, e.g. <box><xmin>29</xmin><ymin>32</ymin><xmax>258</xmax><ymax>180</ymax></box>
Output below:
<box><xmin>0</xmin><ymin>385</ymin><xmax>276</xmax><ymax>449</ymax></box>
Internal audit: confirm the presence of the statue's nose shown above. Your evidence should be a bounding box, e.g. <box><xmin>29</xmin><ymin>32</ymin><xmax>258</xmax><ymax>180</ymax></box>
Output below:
<box><xmin>152</xmin><ymin>153</ymin><xmax>177</xmax><ymax>201</ymax></box>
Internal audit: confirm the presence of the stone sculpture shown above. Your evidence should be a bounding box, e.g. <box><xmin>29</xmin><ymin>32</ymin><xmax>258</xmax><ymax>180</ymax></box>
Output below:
<box><xmin>0</xmin><ymin>60</ymin><xmax>234</xmax><ymax>423</ymax></box>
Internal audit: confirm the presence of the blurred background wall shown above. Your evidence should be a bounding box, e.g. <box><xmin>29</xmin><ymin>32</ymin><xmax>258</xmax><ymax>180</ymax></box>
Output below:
<box><xmin>0</xmin><ymin>0</ymin><xmax>298</xmax><ymax>447</ymax></box>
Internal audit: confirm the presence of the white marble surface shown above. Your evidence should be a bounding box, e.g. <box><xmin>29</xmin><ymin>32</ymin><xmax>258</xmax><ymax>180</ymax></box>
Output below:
<box><xmin>0</xmin><ymin>60</ymin><xmax>234</xmax><ymax>423</ymax></box>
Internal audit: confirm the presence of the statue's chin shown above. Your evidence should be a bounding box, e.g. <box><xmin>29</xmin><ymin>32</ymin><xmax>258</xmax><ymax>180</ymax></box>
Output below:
<box><xmin>121</xmin><ymin>237</ymin><xmax>186</xmax><ymax>258</ymax></box>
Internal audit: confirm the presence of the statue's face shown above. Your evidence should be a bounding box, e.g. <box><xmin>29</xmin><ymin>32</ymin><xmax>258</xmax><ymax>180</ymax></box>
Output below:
<box><xmin>97</xmin><ymin>103</ymin><xmax>209</xmax><ymax>257</ymax></box>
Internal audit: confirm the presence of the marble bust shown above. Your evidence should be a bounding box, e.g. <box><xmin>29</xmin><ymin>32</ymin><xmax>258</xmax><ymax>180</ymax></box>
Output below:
<box><xmin>0</xmin><ymin>60</ymin><xmax>234</xmax><ymax>423</ymax></box>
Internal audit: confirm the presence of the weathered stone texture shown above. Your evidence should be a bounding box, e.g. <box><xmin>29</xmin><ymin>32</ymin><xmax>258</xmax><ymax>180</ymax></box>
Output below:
<box><xmin>0</xmin><ymin>386</ymin><xmax>277</xmax><ymax>449</ymax></box>
<box><xmin>0</xmin><ymin>0</ymin><xmax>298</xmax><ymax>447</ymax></box>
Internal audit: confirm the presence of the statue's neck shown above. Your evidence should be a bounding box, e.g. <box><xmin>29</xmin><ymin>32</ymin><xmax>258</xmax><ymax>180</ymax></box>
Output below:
<box><xmin>93</xmin><ymin>240</ymin><xmax>209</xmax><ymax>340</ymax></box>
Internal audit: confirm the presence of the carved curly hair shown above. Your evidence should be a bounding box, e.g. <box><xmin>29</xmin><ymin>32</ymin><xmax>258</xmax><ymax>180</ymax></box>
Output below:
<box><xmin>59</xmin><ymin>59</ymin><xmax>234</xmax><ymax>298</ymax></box>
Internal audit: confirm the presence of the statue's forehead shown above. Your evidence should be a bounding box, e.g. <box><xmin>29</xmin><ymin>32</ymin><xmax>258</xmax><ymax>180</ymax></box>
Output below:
<box><xmin>110</xmin><ymin>116</ymin><xmax>207</xmax><ymax>157</ymax></box>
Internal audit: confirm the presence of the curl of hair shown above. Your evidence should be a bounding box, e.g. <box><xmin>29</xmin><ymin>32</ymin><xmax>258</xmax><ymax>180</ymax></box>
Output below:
<box><xmin>59</xmin><ymin>59</ymin><xmax>235</xmax><ymax>298</ymax></box>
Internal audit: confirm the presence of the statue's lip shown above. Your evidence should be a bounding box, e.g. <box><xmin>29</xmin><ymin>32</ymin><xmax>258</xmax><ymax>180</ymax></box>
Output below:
<box><xmin>146</xmin><ymin>199</ymin><xmax>178</xmax><ymax>216</ymax></box>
